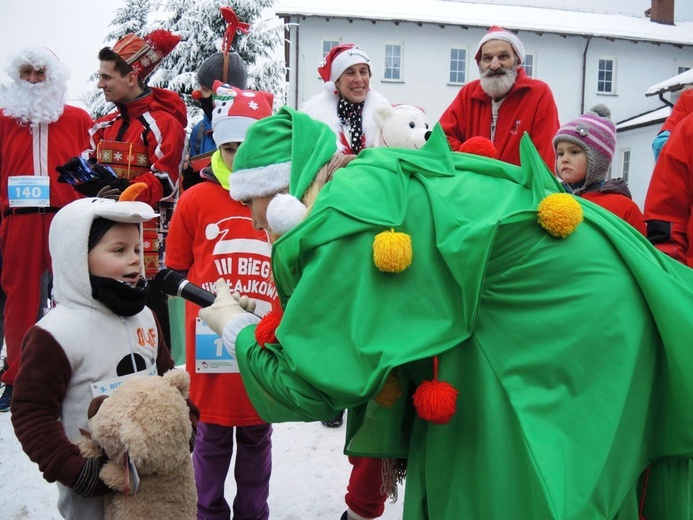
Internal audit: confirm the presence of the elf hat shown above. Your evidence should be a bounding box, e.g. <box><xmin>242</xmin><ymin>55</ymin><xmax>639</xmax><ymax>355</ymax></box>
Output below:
<box><xmin>475</xmin><ymin>26</ymin><xmax>525</xmax><ymax>64</ymax></box>
<box><xmin>211</xmin><ymin>81</ymin><xmax>274</xmax><ymax>147</ymax></box>
<box><xmin>112</xmin><ymin>29</ymin><xmax>181</xmax><ymax>81</ymax></box>
<box><xmin>229</xmin><ymin>106</ymin><xmax>337</xmax><ymax>235</ymax></box>
<box><xmin>318</xmin><ymin>44</ymin><xmax>371</xmax><ymax>95</ymax></box>
<box><xmin>553</xmin><ymin>104</ymin><xmax>617</xmax><ymax>190</ymax></box>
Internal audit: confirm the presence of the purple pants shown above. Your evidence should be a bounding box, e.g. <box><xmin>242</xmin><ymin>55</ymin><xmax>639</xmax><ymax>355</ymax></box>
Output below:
<box><xmin>193</xmin><ymin>421</ymin><xmax>272</xmax><ymax>520</ymax></box>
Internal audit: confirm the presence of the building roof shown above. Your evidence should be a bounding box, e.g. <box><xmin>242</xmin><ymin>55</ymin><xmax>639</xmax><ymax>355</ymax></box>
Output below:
<box><xmin>616</xmin><ymin>105</ymin><xmax>670</xmax><ymax>131</ymax></box>
<box><xmin>276</xmin><ymin>0</ymin><xmax>693</xmax><ymax>47</ymax></box>
<box><xmin>646</xmin><ymin>68</ymin><xmax>693</xmax><ymax>96</ymax></box>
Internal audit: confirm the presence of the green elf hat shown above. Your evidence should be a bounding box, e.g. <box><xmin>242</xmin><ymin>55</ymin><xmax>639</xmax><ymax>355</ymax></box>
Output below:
<box><xmin>229</xmin><ymin>106</ymin><xmax>338</xmax><ymax>235</ymax></box>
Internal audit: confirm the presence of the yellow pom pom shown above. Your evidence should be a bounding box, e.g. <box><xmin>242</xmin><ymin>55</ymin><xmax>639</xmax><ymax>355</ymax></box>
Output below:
<box><xmin>374</xmin><ymin>370</ymin><xmax>403</xmax><ymax>408</ymax></box>
<box><xmin>537</xmin><ymin>193</ymin><xmax>583</xmax><ymax>238</ymax></box>
<box><xmin>373</xmin><ymin>228</ymin><xmax>413</xmax><ymax>273</ymax></box>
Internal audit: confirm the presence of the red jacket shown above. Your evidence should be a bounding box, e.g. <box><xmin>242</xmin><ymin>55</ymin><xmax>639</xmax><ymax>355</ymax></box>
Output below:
<box><xmin>0</xmin><ymin>105</ymin><xmax>92</xmax><ymax>216</ymax></box>
<box><xmin>86</xmin><ymin>88</ymin><xmax>187</xmax><ymax>206</ymax></box>
<box><xmin>644</xmin><ymin>112</ymin><xmax>693</xmax><ymax>267</ymax></box>
<box><xmin>165</xmin><ymin>177</ymin><xmax>278</xmax><ymax>426</ymax></box>
<box><xmin>582</xmin><ymin>191</ymin><xmax>646</xmax><ymax>236</ymax></box>
<box><xmin>439</xmin><ymin>68</ymin><xmax>560</xmax><ymax>168</ymax></box>
<box><xmin>661</xmin><ymin>89</ymin><xmax>693</xmax><ymax>134</ymax></box>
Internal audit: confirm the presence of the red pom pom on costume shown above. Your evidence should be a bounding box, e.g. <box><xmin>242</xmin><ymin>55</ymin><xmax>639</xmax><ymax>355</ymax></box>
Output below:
<box><xmin>458</xmin><ymin>136</ymin><xmax>497</xmax><ymax>158</ymax></box>
<box><xmin>143</xmin><ymin>29</ymin><xmax>181</xmax><ymax>58</ymax></box>
<box><xmin>254</xmin><ymin>311</ymin><xmax>282</xmax><ymax>348</ymax></box>
<box><xmin>412</xmin><ymin>356</ymin><xmax>458</xmax><ymax>424</ymax></box>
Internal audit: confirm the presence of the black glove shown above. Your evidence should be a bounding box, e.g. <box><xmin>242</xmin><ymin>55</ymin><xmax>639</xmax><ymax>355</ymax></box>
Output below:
<box><xmin>72</xmin><ymin>455</ymin><xmax>111</xmax><ymax>498</ymax></box>
<box><xmin>75</xmin><ymin>177</ymin><xmax>130</xmax><ymax>198</ymax></box>
<box><xmin>181</xmin><ymin>163</ymin><xmax>204</xmax><ymax>191</ymax></box>
<box><xmin>56</xmin><ymin>157</ymin><xmax>93</xmax><ymax>185</ymax></box>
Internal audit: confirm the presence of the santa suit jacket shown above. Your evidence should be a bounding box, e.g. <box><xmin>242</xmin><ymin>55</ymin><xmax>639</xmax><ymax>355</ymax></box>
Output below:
<box><xmin>439</xmin><ymin>68</ymin><xmax>559</xmax><ymax>168</ymax></box>
<box><xmin>85</xmin><ymin>87</ymin><xmax>187</xmax><ymax>206</ymax></box>
<box><xmin>644</xmin><ymin>111</ymin><xmax>693</xmax><ymax>266</ymax></box>
<box><xmin>300</xmin><ymin>88</ymin><xmax>389</xmax><ymax>154</ymax></box>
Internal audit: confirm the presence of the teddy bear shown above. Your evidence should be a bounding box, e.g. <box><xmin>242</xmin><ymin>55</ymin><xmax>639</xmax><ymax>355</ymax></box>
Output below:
<box><xmin>373</xmin><ymin>103</ymin><xmax>431</xmax><ymax>149</ymax></box>
<box><xmin>77</xmin><ymin>370</ymin><xmax>197</xmax><ymax>520</ymax></box>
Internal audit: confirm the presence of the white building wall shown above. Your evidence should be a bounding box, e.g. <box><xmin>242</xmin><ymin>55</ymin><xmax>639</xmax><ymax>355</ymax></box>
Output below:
<box><xmin>282</xmin><ymin>12</ymin><xmax>693</xmax><ymax>203</ymax></box>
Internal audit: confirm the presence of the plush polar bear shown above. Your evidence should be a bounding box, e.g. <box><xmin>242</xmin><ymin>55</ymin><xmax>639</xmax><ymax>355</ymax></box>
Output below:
<box><xmin>77</xmin><ymin>370</ymin><xmax>197</xmax><ymax>520</ymax></box>
<box><xmin>373</xmin><ymin>104</ymin><xmax>431</xmax><ymax>149</ymax></box>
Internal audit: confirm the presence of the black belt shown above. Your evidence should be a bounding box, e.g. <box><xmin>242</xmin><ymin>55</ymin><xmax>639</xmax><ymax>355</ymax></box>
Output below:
<box><xmin>3</xmin><ymin>206</ymin><xmax>61</xmax><ymax>218</ymax></box>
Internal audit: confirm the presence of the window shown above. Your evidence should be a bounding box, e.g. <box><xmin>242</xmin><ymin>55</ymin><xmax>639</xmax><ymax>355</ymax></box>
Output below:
<box><xmin>523</xmin><ymin>53</ymin><xmax>535</xmax><ymax>78</ymax></box>
<box><xmin>322</xmin><ymin>39</ymin><xmax>340</xmax><ymax>58</ymax></box>
<box><xmin>597</xmin><ymin>58</ymin><xmax>616</xmax><ymax>94</ymax></box>
<box><xmin>678</xmin><ymin>66</ymin><xmax>691</xmax><ymax>75</ymax></box>
<box><xmin>384</xmin><ymin>43</ymin><xmax>403</xmax><ymax>81</ymax></box>
<box><xmin>622</xmin><ymin>150</ymin><xmax>631</xmax><ymax>182</ymax></box>
<box><xmin>449</xmin><ymin>47</ymin><xmax>467</xmax><ymax>84</ymax></box>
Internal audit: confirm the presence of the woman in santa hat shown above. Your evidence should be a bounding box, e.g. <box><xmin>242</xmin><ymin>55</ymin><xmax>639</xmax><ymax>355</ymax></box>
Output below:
<box><xmin>300</xmin><ymin>44</ymin><xmax>389</xmax><ymax>155</ymax></box>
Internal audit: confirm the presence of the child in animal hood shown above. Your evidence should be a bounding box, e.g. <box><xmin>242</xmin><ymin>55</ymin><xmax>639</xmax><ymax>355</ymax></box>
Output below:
<box><xmin>11</xmin><ymin>197</ymin><xmax>199</xmax><ymax>520</ymax></box>
<box><xmin>201</xmin><ymin>107</ymin><xmax>693</xmax><ymax>519</ymax></box>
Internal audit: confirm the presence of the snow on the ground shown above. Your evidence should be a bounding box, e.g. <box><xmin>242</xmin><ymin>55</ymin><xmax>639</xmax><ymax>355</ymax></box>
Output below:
<box><xmin>0</xmin><ymin>409</ymin><xmax>405</xmax><ymax>519</ymax></box>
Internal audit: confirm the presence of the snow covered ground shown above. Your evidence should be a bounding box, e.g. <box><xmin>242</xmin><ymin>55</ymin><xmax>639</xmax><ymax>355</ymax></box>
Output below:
<box><xmin>0</xmin><ymin>409</ymin><xmax>405</xmax><ymax>519</ymax></box>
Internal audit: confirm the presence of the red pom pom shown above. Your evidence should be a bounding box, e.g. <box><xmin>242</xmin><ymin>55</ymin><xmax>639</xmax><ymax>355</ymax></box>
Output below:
<box><xmin>254</xmin><ymin>311</ymin><xmax>282</xmax><ymax>348</ymax></box>
<box><xmin>413</xmin><ymin>379</ymin><xmax>459</xmax><ymax>424</ymax></box>
<box><xmin>144</xmin><ymin>29</ymin><xmax>181</xmax><ymax>58</ymax></box>
<box><xmin>458</xmin><ymin>136</ymin><xmax>497</xmax><ymax>158</ymax></box>
<box><xmin>412</xmin><ymin>356</ymin><xmax>458</xmax><ymax>424</ymax></box>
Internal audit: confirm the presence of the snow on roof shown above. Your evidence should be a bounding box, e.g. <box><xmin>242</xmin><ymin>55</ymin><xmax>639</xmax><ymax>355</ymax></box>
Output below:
<box><xmin>616</xmin><ymin>105</ymin><xmax>670</xmax><ymax>131</ymax></box>
<box><xmin>646</xmin><ymin>68</ymin><xmax>693</xmax><ymax>96</ymax></box>
<box><xmin>276</xmin><ymin>0</ymin><xmax>693</xmax><ymax>47</ymax></box>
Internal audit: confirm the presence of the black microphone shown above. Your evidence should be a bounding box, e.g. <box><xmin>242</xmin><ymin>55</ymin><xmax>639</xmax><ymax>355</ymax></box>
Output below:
<box><xmin>152</xmin><ymin>269</ymin><xmax>216</xmax><ymax>308</ymax></box>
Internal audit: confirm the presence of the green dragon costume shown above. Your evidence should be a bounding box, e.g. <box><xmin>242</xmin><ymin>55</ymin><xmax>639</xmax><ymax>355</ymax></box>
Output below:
<box><xmin>232</xmin><ymin>108</ymin><xmax>693</xmax><ymax>519</ymax></box>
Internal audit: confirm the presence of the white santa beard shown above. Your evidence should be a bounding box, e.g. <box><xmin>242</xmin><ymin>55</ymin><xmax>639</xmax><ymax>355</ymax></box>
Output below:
<box><xmin>2</xmin><ymin>80</ymin><xmax>66</xmax><ymax>125</ymax></box>
<box><xmin>480</xmin><ymin>67</ymin><xmax>517</xmax><ymax>100</ymax></box>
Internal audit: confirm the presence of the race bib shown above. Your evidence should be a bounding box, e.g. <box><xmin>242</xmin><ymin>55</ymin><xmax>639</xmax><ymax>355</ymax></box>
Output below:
<box><xmin>8</xmin><ymin>176</ymin><xmax>49</xmax><ymax>208</ymax></box>
<box><xmin>90</xmin><ymin>364</ymin><xmax>158</xmax><ymax>398</ymax></box>
<box><xmin>195</xmin><ymin>317</ymin><xmax>239</xmax><ymax>374</ymax></box>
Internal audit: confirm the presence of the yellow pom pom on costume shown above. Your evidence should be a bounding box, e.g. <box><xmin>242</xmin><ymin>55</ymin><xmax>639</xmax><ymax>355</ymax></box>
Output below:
<box><xmin>537</xmin><ymin>193</ymin><xmax>583</xmax><ymax>238</ymax></box>
<box><xmin>373</xmin><ymin>229</ymin><xmax>413</xmax><ymax>273</ymax></box>
<box><xmin>374</xmin><ymin>369</ymin><xmax>403</xmax><ymax>408</ymax></box>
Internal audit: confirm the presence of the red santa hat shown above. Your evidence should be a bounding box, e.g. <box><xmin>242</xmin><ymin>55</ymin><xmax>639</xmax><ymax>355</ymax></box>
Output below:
<box><xmin>112</xmin><ymin>29</ymin><xmax>181</xmax><ymax>81</ymax></box>
<box><xmin>211</xmin><ymin>80</ymin><xmax>274</xmax><ymax>147</ymax></box>
<box><xmin>318</xmin><ymin>44</ymin><xmax>371</xmax><ymax>94</ymax></box>
<box><xmin>474</xmin><ymin>26</ymin><xmax>525</xmax><ymax>64</ymax></box>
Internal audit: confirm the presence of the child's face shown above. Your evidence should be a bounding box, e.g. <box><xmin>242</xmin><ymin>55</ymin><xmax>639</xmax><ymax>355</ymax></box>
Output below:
<box><xmin>87</xmin><ymin>222</ymin><xmax>142</xmax><ymax>285</ymax></box>
<box><xmin>220</xmin><ymin>142</ymin><xmax>241</xmax><ymax>170</ymax></box>
<box><xmin>555</xmin><ymin>141</ymin><xmax>588</xmax><ymax>185</ymax></box>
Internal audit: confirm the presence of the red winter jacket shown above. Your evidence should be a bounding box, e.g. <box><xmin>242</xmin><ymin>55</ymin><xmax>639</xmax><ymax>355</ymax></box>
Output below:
<box><xmin>86</xmin><ymin>87</ymin><xmax>187</xmax><ymax>206</ymax></box>
<box><xmin>439</xmin><ymin>68</ymin><xmax>560</xmax><ymax>168</ymax></box>
<box><xmin>644</xmin><ymin>112</ymin><xmax>693</xmax><ymax>267</ymax></box>
<box><xmin>661</xmin><ymin>89</ymin><xmax>693</xmax><ymax>134</ymax></box>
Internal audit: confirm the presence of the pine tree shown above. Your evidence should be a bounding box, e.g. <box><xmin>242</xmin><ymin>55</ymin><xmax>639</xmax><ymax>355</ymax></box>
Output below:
<box><xmin>151</xmin><ymin>0</ymin><xmax>287</xmax><ymax>121</ymax></box>
<box><xmin>82</xmin><ymin>0</ymin><xmax>286</xmax><ymax>123</ymax></box>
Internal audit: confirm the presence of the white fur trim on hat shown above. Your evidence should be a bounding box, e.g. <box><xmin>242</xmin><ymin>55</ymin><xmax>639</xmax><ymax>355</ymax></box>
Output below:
<box><xmin>229</xmin><ymin>161</ymin><xmax>291</xmax><ymax>202</ymax></box>
<box><xmin>266</xmin><ymin>193</ymin><xmax>308</xmax><ymax>235</ymax></box>
<box><xmin>213</xmin><ymin>116</ymin><xmax>256</xmax><ymax>147</ymax></box>
<box><xmin>329</xmin><ymin>46</ymin><xmax>371</xmax><ymax>82</ymax></box>
<box><xmin>475</xmin><ymin>26</ymin><xmax>526</xmax><ymax>64</ymax></box>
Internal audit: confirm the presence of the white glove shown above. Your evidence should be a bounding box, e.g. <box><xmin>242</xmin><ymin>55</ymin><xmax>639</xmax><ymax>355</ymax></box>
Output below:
<box><xmin>199</xmin><ymin>279</ymin><xmax>247</xmax><ymax>336</ymax></box>
<box><xmin>232</xmin><ymin>292</ymin><xmax>257</xmax><ymax>314</ymax></box>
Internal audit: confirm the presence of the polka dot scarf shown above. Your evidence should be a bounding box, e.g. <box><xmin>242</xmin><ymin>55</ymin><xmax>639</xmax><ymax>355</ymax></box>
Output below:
<box><xmin>337</xmin><ymin>97</ymin><xmax>365</xmax><ymax>154</ymax></box>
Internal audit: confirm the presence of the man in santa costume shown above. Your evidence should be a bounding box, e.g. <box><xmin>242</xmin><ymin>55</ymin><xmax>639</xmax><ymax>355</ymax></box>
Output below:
<box><xmin>0</xmin><ymin>48</ymin><xmax>93</xmax><ymax>411</ymax></box>
<box><xmin>439</xmin><ymin>26</ymin><xmax>560</xmax><ymax>167</ymax></box>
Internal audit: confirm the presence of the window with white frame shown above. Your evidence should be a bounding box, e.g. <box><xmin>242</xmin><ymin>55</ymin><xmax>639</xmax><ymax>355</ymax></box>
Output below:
<box><xmin>597</xmin><ymin>58</ymin><xmax>616</xmax><ymax>94</ymax></box>
<box><xmin>523</xmin><ymin>53</ymin><xmax>535</xmax><ymax>78</ymax></box>
<box><xmin>622</xmin><ymin>149</ymin><xmax>631</xmax><ymax>182</ymax></box>
<box><xmin>384</xmin><ymin>43</ymin><xmax>403</xmax><ymax>81</ymax></box>
<box><xmin>449</xmin><ymin>47</ymin><xmax>467</xmax><ymax>84</ymax></box>
<box><xmin>322</xmin><ymin>39</ymin><xmax>340</xmax><ymax>58</ymax></box>
<box><xmin>677</xmin><ymin>65</ymin><xmax>691</xmax><ymax>75</ymax></box>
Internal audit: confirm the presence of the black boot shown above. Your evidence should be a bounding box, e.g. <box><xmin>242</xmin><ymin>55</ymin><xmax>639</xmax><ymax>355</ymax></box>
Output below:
<box><xmin>321</xmin><ymin>409</ymin><xmax>344</xmax><ymax>428</ymax></box>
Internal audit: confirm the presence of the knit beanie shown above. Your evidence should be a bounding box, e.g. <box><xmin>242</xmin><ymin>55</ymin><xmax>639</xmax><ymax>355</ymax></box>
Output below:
<box><xmin>197</xmin><ymin>52</ymin><xmax>248</xmax><ymax>90</ymax></box>
<box><xmin>475</xmin><ymin>26</ymin><xmax>526</xmax><ymax>64</ymax></box>
<box><xmin>553</xmin><ymin>104</ymin><xmax>617</xmax><ymax>189</ymax></box>
<box><xmin>318</xmin><ymin>44</ymin><xmax>371</xmax><ymax>95</ymax></box>
<box><xmin>211</xmin><ymin>80</ymin><xmax>274</xmax><ymax>147</ymax></box>
<box><xmin>229</xmin><ymin>106</ymin><xmax>338</xmax><ymax>235</ymax></box>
